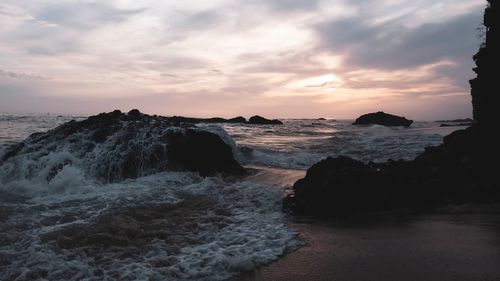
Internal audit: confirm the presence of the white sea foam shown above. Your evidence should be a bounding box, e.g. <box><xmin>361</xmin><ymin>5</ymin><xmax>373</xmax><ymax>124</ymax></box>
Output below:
<box><xmin>0</xmin><ymin>172</ymin><xmax>300</xmax><ymax>281</ymax></box>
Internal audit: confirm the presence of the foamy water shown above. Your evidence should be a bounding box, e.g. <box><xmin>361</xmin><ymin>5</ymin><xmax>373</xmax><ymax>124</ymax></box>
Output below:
<box><xmin>0</xmin><ymin>114</ymin><xmax>467</xmax><ymax>280</ymax></box>
<box><xmin>218</xmin><ymin>119</ymin><xmax>463</xmax><ymax>169</ymax></box>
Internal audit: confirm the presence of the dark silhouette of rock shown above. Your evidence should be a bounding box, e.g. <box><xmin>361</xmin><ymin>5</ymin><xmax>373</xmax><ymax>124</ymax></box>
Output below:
<box><xmin>285</xmin><ymin>2</ymin><xmax>498</xmax><ymax>216</ymax></box>
<box><xmin>248</xmin><ymin>115</ymin><xmax>283</xmax><ymax>125</ymax></box>
<box><xmin>228</xmin><ymin>116</ymin><xmax>247</xmax><ymax>123</ymax></box>
<box><xmin>285</xmin><ymin>126</ymin><xmax>497</xmax><ymax>216</ymax></box>
<box><xmin>167</xmin><ymin>116</ymin><xmax>247</xmax><ymax>124</ymax></box>
<box><xmin>439</xmin><ymin>123</ymin><xmax>472</xmax><ymax>127</ymax></box>
<box><xmin>435</xmin><ymin>118</ymin><xmax>473</xmax><ymax>123</ymax></box>
<box><xmin>165</xmin><ymin>129</ymin><xmax>244</xmax><ymax>176</ymax></box>
<box><xmin>163</xmin><ymin>115</ymin><xmax>282</xmax><ymax>125</ymax></box>
<box><xmin>470</xmin><ymin>0</ymin><xmax>499</xmax><ymax>126</ymax></box>
<box><xmin>353</xmin><ymin>111</ymin><xmax>413</xmax><ymax>127</ymax></box>
<box><xmin>0</xmin><ymin>110</ymin><xmax>244</xmax><ymax>183</ymax></box>
<box><xmin>127</xmin><ymin>109</ymin><xmax>141</xmax><ymax>117</ymax></box>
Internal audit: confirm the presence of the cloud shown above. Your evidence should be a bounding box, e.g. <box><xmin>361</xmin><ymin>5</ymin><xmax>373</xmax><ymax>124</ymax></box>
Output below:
<box><xmin>317</xmin><ymin>9</ymin><xmax>483</xmax><ymax>70</ymax></box>
<box><xmin>0</xmin><ymin>69</ymin><xmax>50</xmax><ymax>80</ymax></box>
<box><xmin>34</xmin><ymin>2</ymin><xmax>145</xmax><ymax>30</ymax></box>
<box><xmin>0</xmin><ymin>0</ymin><xmax>486</xmax><ymax>119</ymax></box>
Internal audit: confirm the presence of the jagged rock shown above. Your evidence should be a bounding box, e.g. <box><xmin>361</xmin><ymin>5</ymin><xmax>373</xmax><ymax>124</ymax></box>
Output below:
<box><xmin>0</xmin><ymin>110</ymin><xmax>244</xmax><ymax>184</ymax></box>
<box><xmin>353</xmin><ymin>111</ymin><xmax>413</xmax><ymax>127</ymax></box>
<box><xmin>285</xmin><ymin>126</ymin><xmax>498</xmax><ymax>216</ymax></box>
<box><xmin>470</xmin><ymin>0</ymin><xmax>499</xmax><ymax>126</ymax></box>
<box><xmin>248</xmin><ymin>115</ymin><xmax>283</xmax><ymax>125</ymax></box>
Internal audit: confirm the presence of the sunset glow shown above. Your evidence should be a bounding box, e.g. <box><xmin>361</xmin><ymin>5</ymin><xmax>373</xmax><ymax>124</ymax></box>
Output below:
<box><xmin>0</xmin><ymin>0</ymin><xmax>486</xmax><ymax>119</ymax></box>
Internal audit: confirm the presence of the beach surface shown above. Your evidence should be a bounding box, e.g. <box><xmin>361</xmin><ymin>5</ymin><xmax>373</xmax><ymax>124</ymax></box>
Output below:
<box><xmin>235</xmin><ymin>212</ymin><xmax>500</xmax><ymax>281</ymax></box>
<box><xmin>237</xmin><ymin>167</ymin><xmax>500</xmax><ymax>281</ymax></box>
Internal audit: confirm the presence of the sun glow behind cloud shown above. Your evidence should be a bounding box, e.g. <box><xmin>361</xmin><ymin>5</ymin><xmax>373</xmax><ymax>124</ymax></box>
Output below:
<box><xmin>0</xmin><ymin>0</ymin><xmax>486</xmax><ymax>119</ymax></box>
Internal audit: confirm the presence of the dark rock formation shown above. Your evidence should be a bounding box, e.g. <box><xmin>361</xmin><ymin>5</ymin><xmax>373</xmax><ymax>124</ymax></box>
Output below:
<box><xmin>435</xmin><ymin>118</ymin><xmax>473</xmax><ymax>123</ymax></box>
<box><xmin>168</xmin><ymin>116</ymin><xmax>247</xmax><ymax>124</ymax></box>
<box><xmin>286</xmin><ymin>125</ymin><xmax>498</xmax><ymax>215</ymax></box>
<box><xmin>0</xmin><ymin>110</ymin><xmax>244</xmax><ymax>184</ymax></box>
<box><xmin>285</xmin><ymin>2</ymin><xmax>498</xmax><ymax>216</ymax></box>
<box><xmin>353</xmin><ymin>111</ymin><xmax>413</xmax><ymax>127</ymax></box>
<box><xmin>470</xmin><ymin>0</ymin><xmax>499</xmax><ymax>126</ymax></box>
<box><xmin>439</xmin><ymin>123</ymin><xmax>472</xmax><ymax>127</ymax></box>
<box><xmin>248</xmin><ymin>115</ymin><xmax>284</xmax><ymax>125</ymax></box>
<box><xmin>166</xmin><ymin>115</ymin><xmax>283</xmax><ymax>125</ymax></box>
<box><xmin>165</xmin><ymin>129</ymin><xmax>244</xmax><ymax>176</ymax></box>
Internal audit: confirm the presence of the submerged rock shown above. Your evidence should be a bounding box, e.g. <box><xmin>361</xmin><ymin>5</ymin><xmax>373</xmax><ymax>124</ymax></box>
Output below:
<box><xmin>0</xmin><ymin>110</ymin><xmax>244</xmax><ymax>185</ymax></box>
<box><xmin>353</xmin><ymin>111</ymin><xmax>413</xmax><ymax>127</ymax></box>
<box><xmin>248</xmin><ymin>115</ymin><xmax>283</xmax><ymax>125</ymax></box>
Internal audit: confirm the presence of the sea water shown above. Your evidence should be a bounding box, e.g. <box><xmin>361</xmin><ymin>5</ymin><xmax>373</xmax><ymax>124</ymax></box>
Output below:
<box><xmin>0</xmin><ymin>114</ymin><xmax>465</xmax><ymax>280</ymax></box>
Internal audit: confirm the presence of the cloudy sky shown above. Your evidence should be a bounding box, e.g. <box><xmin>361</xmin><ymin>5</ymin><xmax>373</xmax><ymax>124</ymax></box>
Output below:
<box><xmin>0</xmin><ymin>0</ymin><xmax>486</xmax><ymax>119</ymax></box>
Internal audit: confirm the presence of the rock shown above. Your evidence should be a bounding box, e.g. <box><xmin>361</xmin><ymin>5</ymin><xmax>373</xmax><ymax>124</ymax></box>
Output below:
<box><xmin>470</xmin><ymin>0</ymin><xmax>499</xmax><ymax>126</ymax></box>
<box><xmin>0</xmin><ymin>110</ymin><xmax>244</xmax><ymax>184</ymax></box>
<box><xmin>353</xmin><ymin>111</ymin><xmax>413</xmax><ymax>127</ymax></box>
<box><xmin>227</xmin><ymin>116</ymin><xmax>247</xmax><ymax>123</ymax></box>
<box><xmin>165</xmin><ymin>129</ymin><xmax>245</xmax><ymax>176</ymax></box>
<box><xmin>248</xmin><ymin>115</ymin><xmax>283</xmax><ymax>125</ymax></box>
<box><xmin>285</xmin><ymin>126</ymin><xmax>498</xmax><ymax>216</ymax></box>
<box><xmin>154</xmin><ymin>115</ymin><xmax>282</xmax><ymax>125</ymax></box>
<box><xmin>439</xmin><ymin>123</ymin><xmax>472</xmax><ymax>127</ymax></box>
<box><xmin>435</xmin><ymin>118</ymin><xmax>473</xmax><ymax>123</ymax></box>
<box><xmin>167</xmin><ymin>116</ymin><xmax>247</xmax><ymax>124</ymax></box>
<box><xmin>127</xmin><ymin>109</ymin><xmax>141</xmax><ymax>117</ymax></box>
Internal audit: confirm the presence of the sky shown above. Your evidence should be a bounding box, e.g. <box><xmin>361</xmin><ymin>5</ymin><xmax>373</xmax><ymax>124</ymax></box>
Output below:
<box><xmin>0</xmin><ymin>0</ymin><xmax>487</xmax><ymax>119</ymax></box>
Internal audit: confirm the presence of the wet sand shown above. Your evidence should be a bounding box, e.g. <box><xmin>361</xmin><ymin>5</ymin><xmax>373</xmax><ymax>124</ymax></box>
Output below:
<box><xmin>240</xmin><ymin>167</ymin><xmax>500</xmax><ymax>281</ymax></box>
<box><xmin>235</xmin><ymin>213</ymin><xmax>500</xmax><ymax>281</ymax></box>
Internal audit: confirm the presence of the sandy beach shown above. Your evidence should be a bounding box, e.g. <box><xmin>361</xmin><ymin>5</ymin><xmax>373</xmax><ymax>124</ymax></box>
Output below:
<box><xmin>234</xmin><ymin>210</ymin><xmax>500</xmax><ymax>281</ymax></box>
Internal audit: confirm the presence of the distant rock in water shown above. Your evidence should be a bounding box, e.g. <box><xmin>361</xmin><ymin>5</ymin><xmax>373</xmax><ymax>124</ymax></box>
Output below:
<box><xmin>166</xmin><ymin>115</ymin><xmax>282</xmax><ymax>125</ymax></box>
<box><xmin>168</xmin><ymin>116</ymin><xmax>247</xmax><ymax>124</ymax></box>
<box><xmin>439</xmin><ymin>123</ymin><xmax>472</xmax><ymax>127</ymax></box>
<box><xmin>0</xmin><ymin>110</ymin><xmax>244</xmax><ymax>186</ymax></box>
<box><xmin>353</xmin><ymin>111</ymin><xmax>413</xmax><ymax>127</ymax></box>
<box><xmin>435</xmin><ymin>118</ymin><xmax>473</xmax><ymax>123</ymax></box>
<box><xmin>248</xmin><ymin>115</ymin><xmax>283</xmax><ymax>125</ymax></box>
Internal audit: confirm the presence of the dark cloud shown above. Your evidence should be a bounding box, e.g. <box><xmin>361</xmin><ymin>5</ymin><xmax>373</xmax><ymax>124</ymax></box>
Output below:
<box><xmin>0</xmin><ymin>69</ymin><xmax>50</xmax><ymax>80</ymax></box>
<box><xmin>317</xmin><ymin>10</ymin><xmax>483</xmax><ymax>70</ymax></box>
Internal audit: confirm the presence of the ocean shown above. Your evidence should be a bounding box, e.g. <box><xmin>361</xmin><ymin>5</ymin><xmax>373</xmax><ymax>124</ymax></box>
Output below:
<box><xmin>0</xmin><ymin>114</ymin><xmax>468</xmax><ymax>280</ymax></box>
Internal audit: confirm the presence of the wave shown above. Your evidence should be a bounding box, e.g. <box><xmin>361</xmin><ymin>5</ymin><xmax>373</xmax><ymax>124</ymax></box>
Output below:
<box><xmin>0</xmin><ymin>172</ymin><xmax>300</xmax><ymax>280</ymax></box>
<box><xmin>0</xmin><ymin>111</ymin><xmax>300</xmax><ymax>280</ymax></box>
<box><xmin>0</xmin><ymin>110</ymin><xmax>243</xmax><ymax>196</ymax></box>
